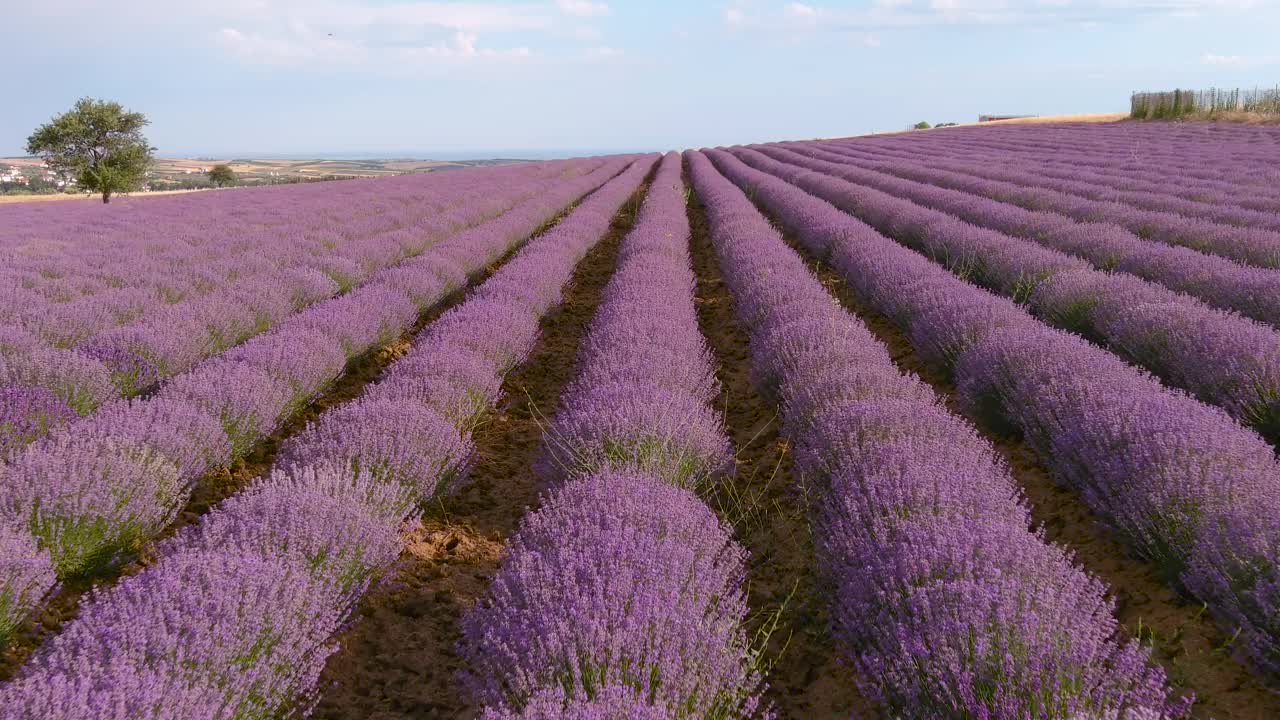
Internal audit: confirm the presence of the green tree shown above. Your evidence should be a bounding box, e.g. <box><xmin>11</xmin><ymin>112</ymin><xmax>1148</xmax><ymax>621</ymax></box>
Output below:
<box><xmin>913</xmin><ymin>121</ymin><xmax>932</xmax><ymax>130</ymax></box>
<box><xmin>25</xmin><ymin>98</ymin><xmax>154</xmax><ymax>203</ymax></box>
<box><xmin>208</xmin><ymin>164</ymin><xmax>236</xmax><ymax>187</ymax></box>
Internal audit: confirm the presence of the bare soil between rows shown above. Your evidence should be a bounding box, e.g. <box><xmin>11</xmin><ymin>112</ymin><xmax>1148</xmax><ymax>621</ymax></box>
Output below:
<box><xmin>311</xmin><ymin>182</ymin><xmax>647</xmax><ymax>719</ymax></box>
<box><xmin>686</xmin><ymin>169</ymin><xmax>874</xmax><ymax>719</ymax></box>
<box><xmin>0</xmin><ymin>203</ymin><xmax>576</xmax><ymax>681</ymax></box>
<box><xmin>768</xmin><ymin>225</ymin><xmax>1280</xmax><ymax>719</ymax></box>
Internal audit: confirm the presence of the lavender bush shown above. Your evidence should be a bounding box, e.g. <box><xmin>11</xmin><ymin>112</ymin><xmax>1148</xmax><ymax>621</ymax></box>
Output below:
<box><xmin>808</xmin><ymin>136</ymin><xmax>1280</xmax><ymax>267</ymax></box>
<box><xmin>0</xmin><ymin>385</ymin><xmax>76</xmax><ymax>460</ymax></box>
<box><xmin>0</xmin><ymin>155</ymin><xmax>640</xmax><ymax>586</ymax></box>
<box><xmin>689</xmin><ymin>149</ymin><xmax>1187</xmax><ymax>717</ymax></box>
<box><xmin>0</xmin><ymin>521</ymin><xmax>56</xmax><ymax>648</ymax></box>
<box><xmin>0</xmin><ymin>157</ymin><xmax>599</xmax><ymax>453</ymax></box>
<box><xmin>467</xmin><ymin>153</ymin><xmax>765</xmax><ymax>717</ymax></box>
<box><xmin>776</xmin><ymin>140</ymin><xmax>1280</xmax><ymax>328</ymax></box>
<box><xmin>702</xmin><ymin>146</ymin><xmax>1280</xmax><ymax>681</ymax></box>
<box><xmin>461</xmin><ymin>471</ymin><xmax>762</xmax><ymax>719</ymax></box>
<box><xmin>0</xmin><ymin>155</ymin><xmax>658</xmax><ymax>717</ymax></box>
<box><xmin>732</xmin><ymin>144</ymin><xmax>1280</xmax><ymax>444</ymax></box>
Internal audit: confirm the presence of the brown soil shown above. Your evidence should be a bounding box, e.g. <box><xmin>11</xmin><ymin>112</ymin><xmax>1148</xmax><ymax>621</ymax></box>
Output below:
<box><xmin>0</xmin><ymin>189</ymin><xmax>211</xmax><ymax>204</ymax></box>
<box><xmin>685</xmin><ymin>174</ymin><xmax>874</xmax><ymax>719</ymax></box>
<box><xmin>0</xmin><ymin>212</ymin><xmax>557</xmax><ymax>681</ymax></box>
<box><xmin>310</xmin><ymin>182</ymin><xmax>646</xmax><ymax>720</ymax></box>
<box><xmin>773</xmin><ymin>233</ymin><xmax>1280</xmax><ymax>719</ymax></box>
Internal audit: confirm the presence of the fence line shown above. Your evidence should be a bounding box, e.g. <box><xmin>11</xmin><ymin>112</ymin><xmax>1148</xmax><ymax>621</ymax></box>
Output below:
<box><xmin>1131</xmin><ymin>86</ymin><xmax>1280</xmax><ymax>119</ymax></box>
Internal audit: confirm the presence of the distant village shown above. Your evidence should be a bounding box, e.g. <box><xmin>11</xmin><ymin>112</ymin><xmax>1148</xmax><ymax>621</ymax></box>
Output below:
<box><xmin>0</xmin><ymin>159</ymin><xmax>299</xmax><ymax>196</ymax></box>
<box><xmin>0</xmin><ymin>162</ymin><xmax>75</xmax><ymax>189</ymax></box>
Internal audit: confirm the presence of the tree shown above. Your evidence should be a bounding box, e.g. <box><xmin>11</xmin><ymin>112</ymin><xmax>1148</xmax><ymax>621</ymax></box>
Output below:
<box><xmin>208</xmin><ymin>164</ymin><xmax>236</xmax><ymax>187</ymax></box>
<box><xmin>25</xmin><ymin>98</ymin><xmax>154</xmax><ymax>203</ymax></box>
<box><xmin>913</xmin><ymin>121</ymin><xmax>932</xmax><ymax>130</ymax></box>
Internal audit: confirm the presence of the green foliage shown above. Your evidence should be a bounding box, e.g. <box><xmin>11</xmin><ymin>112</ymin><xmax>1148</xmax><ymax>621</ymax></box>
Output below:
<box><xmin>25</xmin><ymin>97</ymin><xmax>154</xmax><ymax>203</ymax></box>
<box><xmin>208</xmin><ymin>163</ymin><xmax>237</xmax><ymax>187</ymax></box>
<box><xmin>913</xmin><ymin>121</ymin><xmax>932</xmax><ymax>130</ymax></box>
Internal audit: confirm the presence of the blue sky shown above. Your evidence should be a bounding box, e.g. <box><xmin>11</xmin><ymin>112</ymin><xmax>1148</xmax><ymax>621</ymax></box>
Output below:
<box><xmin>3</xmin><ymin>0</ymin><xmax>1278</xmax><ymax>157</ymax></box>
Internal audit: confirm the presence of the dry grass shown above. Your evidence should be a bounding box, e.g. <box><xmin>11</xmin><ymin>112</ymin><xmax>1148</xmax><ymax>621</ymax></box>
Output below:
<box><xmin>972</xmin><ymin>112</ymin><xmax>1127</xmax><ymax>125</ymax></box>
<box><xmin>0</xmin><ymin>189</ymin><xmax>213</xmax><ymax>203</ymax></box>
<box><xmin>0</xmin><ymin>188</ymin><xmax>212</xmax><ymax>204</ymax></box>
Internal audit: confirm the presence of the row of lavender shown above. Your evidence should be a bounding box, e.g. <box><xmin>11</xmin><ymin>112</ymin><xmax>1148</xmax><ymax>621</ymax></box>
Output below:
<box><xmin>843</xmin><ymin>128</ymin><xmax>1280</xmax><ymax>216</ymax></box>
<box><xmin>743</xmin><ymin>145</ymin><xmax>1280</xmax><ymax>444</ymax></box>
<box><xmin>867</xmin><ymin>122</ymin><xmax>1280</xmax><ymax>200</ymax></box>
<box><xmin>0</xmin><ymin>163</ymin><xmax>554</xmax><ymax>319</ymax></box>
<box><xmin>0</xmin><ymin>156</ymin><xmax>634</xmax><ymax>649</ymax></box>
<box><xmin>460</xmin><ymin>152</ymin><xmax>766</xmax><ymax>718</ymax></box>
<box><xmin>0</xmin><ymin>156</ymin><xmax>655</xmax><ymax>719</ymax></box>
<box><xmin>903</xmin><ymin>122</ymin><xmax>1280</xmax><ymax>189</ymax></box>
<box><xmin>0</xmin><ymin>161</ymin><xmax>580</xmax><ymax>454</ymax></box>
<box><xmin>881</xmin><ymin>131</ymin><xmax>1280</xmax><ymax>214</ymax></box>
<box><xmin>705</xmin><ymin>147</ymin><xmax>1280</xmax><ymax>681</ymax></box>
<box><xmin>815</xmin><ymin>139</ymin><xmax>1280</xmax><ymax>268</ymax></box>
<box><xmin>780</xmin><ymin>142</ymin><xmax>1280</xmax><ymax>329</ymax></box>
<box><xmin>688</xmin><ymin>150</ymin><xmax>1185</xmax><ymax>717</ymax></box>
<box><xmin>834</xmin><ymin>137</ymin><xmax>1280</xmax><ymax>269</ymax></box>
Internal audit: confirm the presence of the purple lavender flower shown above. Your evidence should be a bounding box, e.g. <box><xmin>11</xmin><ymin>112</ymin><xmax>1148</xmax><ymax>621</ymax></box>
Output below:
<box><xmin>75</xmin><ymin>397</ymin><xmax>231</xmax><ymax>480</ymax></box>
<box><xmin>542</xmin><ymin>381</ymin><xmax>733</xmax><ymax>489</ymax></box>
<box><xmin>0</xmin><ymin>350</ymin><xmax>116</xmax><ymax>415</ymax></box>
<box><xmin>159</xmin><ymin>361</ymin><xmax>295</xmax><ymax>457</ymax></box>
<box><xmin>480</xmin><ymin>685</ymin><xmax>673</xmax><ymax>720</ymax></box>
<box><xmin>688</xmin><ymin>149</ymin><xmax>1187</xmax><ymax>716</ymax></box>
<box><xmin>164</xmin><ymin>462</ymin><xmax>415</xmax><ymax>595</ymax></box>
<box><xmin>0</xmin><ymin>155</ymin><xmax>655</xmax><ymax>717</ymax></box>
<box><xmin>0</xmin><ymin>385</ymin><xmax>76</xmax><ymax>459</ymax></box>
<box><xmin>5</xmin><ymin>550</ymin><xmax>349</xmax><ymax>719</ymax></box>
<box><xmin>0</xmin><ymin>521</ymin><xmax>57</xmax><ymax>648</ymax></box>
<box><xmin>3</xmin><ymin>434</ymin><xmax>185</xmax><ymax>577</ymax></box>
<box><xmin>706</xmin><ymin>142</ymin><xmax>1280</xmax><ymax>683</ymax></box>
<box><xmin>461</xmin><ymin>471</ymin><xmax>764</xmax><ymax>719</ymax></box>
<box><xmin>278</xmin><ymin>397</ymin><xmax>473</xmax><ymax>500</ymax></box>
<box><xmin>1</xmin><ymin>661</ymin><xmax>234</xmax><ymax>720</ymax></box>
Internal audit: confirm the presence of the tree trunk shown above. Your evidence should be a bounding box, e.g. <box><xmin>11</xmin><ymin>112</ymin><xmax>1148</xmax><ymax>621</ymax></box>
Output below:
<box><xmin>102</xmin><ymin>190</ymin><xmax>111</xmax><ymax>204</ymax></box>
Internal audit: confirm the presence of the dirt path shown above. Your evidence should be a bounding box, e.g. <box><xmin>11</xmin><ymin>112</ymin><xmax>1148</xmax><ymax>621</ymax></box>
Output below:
<box><xmin>772</xmin><ymin>231</ymin><xmax>1280</xmax><ymax>719</ymax></box>
<box><xmin>310</xmin><ymin>183</ymin><xmax>646</xmax><ymax>720</ymax></box>
<box><xmin>685</xmin><ymin>174</ymin><xmax>874</xmax><ymax>719</ymax></box>
<box><xmin>0</xmin><ymin>188</ymin><xmax>212</xmax><ymax>204</ymax></box>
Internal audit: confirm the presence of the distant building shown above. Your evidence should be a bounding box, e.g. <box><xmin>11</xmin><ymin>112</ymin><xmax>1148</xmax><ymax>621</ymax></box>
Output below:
<box><xmin>978</xmin><ymin>114</ymin><xmax>1036</xmax><ymax>122</ymax></box>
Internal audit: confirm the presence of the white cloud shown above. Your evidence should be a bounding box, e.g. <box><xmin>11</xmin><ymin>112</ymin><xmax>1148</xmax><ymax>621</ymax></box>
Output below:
<box><xmin>215</xmin><ymin>25</ymin><xmax>365</xmax><ymax>64</ymax></box>
<box><xmin>569</xmin><ymin>25</ymin><xmax>603</xmax><ymax>41</ymax></box>
<box><xmin>1200</xmin><ymin>51</ymin><xmax>1278</xmax><ymax>66</ymax></box>
<box><xmin>585</xmin><ymin>45</ymin><xmax>624</xmax><ymax>58</ymax></box>
<box><xmin>784</xmin><ymin>2</ymin><xmax>822</xmax><ymax>26</ymax></box>
<box><xmin>724</xmin><ymin>0</ymin><xmax>1266</xmax><ymax>34</ymax></box>
<box><xmin>401</xmin><ymin>31</ymin><xmax>531</xmax><ymax>59</ymax></box>
<box><xmin>785</xmin><ymin>2</ymin><xmax>818</xmax><ymax>18</ymax></box>
<box><xmin>1202</xmin><ymin>52</ymin><xmax>1245</xmax><ymax>64</ymax></box>
<box><xmin>556</xmin><ymin>0</ymin><xmax>610</xmax><ymax>17</ymax></box>
<box><xmin>199</xmin><ymin>1</ymin><xmax>565</xmax><ymax>69</ymax></box>
<box><xmin>724</xmin><ymin>7</ymin><xmax>750</xmax><ymax>26</ymax></box>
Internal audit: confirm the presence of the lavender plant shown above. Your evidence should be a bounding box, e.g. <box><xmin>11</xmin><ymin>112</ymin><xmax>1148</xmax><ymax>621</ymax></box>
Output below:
<box><xmin>689</xmin><ymin>149</ymin><xmax>1186</xmax><ymax>717</ymax></box>
<box><xmin>702</xmin><ymin>145</ymin><xmax>1280</xmax><ymax>681</ymax></box>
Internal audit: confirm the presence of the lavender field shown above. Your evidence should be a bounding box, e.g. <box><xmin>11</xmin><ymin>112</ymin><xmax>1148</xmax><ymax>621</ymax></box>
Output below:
<box><xmin>3</xmin><ymin>121</ymin><xmax>1280</xmax><ymax>719</ymax></box>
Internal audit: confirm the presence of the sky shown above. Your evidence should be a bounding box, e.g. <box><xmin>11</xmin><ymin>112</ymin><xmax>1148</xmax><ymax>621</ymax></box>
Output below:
<box><xmin>3</xmin><ymin>0</ymin><xmax>1279</xmax><ymax>158</ymax></box>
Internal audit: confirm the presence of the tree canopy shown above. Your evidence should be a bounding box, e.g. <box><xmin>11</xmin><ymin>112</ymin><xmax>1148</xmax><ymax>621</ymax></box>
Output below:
<box><xmin>26</xmin><ymin>98</ymin><xmax>155</xmax><ymax>203</ymax></box>
<box><xmin>208</xmin><ymin>164</ymin><xmax>236</xmax><ymax>187</ymax></box>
